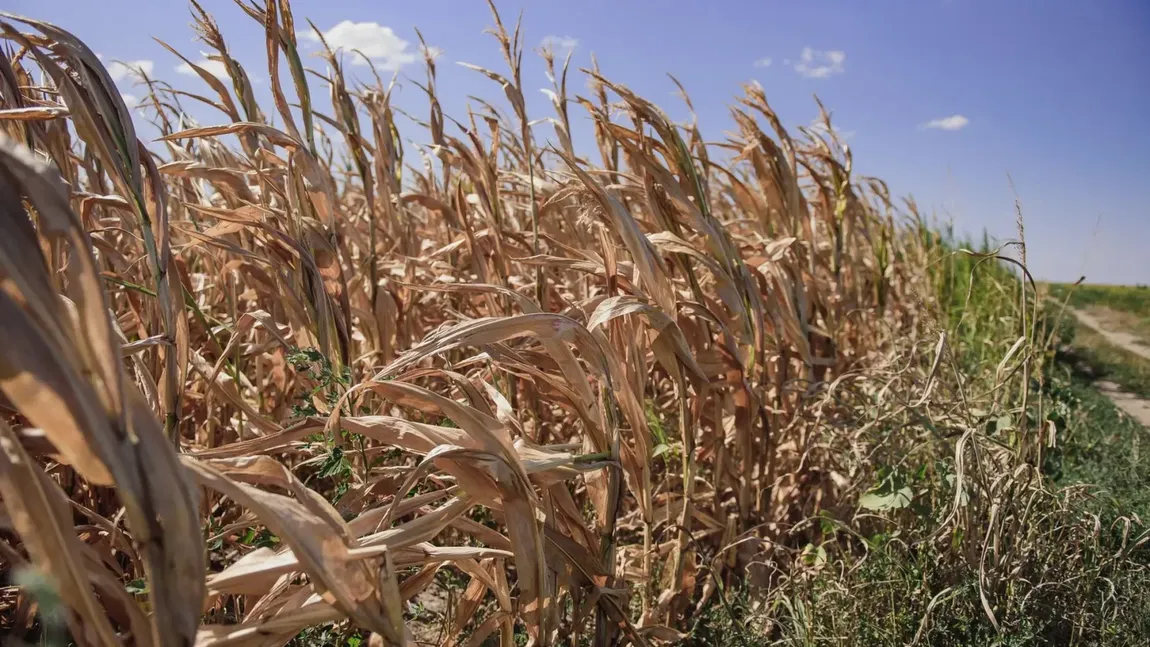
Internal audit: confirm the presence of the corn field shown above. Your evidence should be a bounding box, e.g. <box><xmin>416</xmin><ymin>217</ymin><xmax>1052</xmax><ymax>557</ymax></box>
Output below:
<box><xmin>1</xmin><ymin>2</ymin><xmax>1119</xmax><ymax>646</ymax></box>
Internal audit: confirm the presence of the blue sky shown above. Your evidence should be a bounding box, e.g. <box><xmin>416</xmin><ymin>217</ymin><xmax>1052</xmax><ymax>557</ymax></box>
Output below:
<box><xmin>10</xmin><ymin>0</ymin><xmax>1149</xmax><ymax>284</ymax></box>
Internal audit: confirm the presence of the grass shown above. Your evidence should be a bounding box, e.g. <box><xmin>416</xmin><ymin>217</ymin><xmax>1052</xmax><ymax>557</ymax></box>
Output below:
<box><xmin>1047</xmin><ymin>371</ymin><xmax>1150</xmax><ymax>517</ymax></box>
<box><xmin>0</xmin><ymin>3</ymin><xmax>1147</xmax><ymax>646</ymax></box>
<box><xmin>1048</xmin><ymin>283</ymin><xmax>1150</xmax><ymax>321</ymax></box>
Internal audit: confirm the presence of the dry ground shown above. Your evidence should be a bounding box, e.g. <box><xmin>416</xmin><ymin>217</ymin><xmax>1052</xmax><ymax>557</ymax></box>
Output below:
<box><xmin>1069</xmin><ymin>307</ymin><xmax>1150</xmax><ymax>425</ymax></box>
<box><xmin>1073</xmin><ymin>307</ymin><xmax>1150</xmax><ymax>359</ymax></box>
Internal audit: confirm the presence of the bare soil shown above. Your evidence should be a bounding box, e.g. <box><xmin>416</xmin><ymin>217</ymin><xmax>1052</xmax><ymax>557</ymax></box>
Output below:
<box><xmin>1069</xmin><ymin>308</ymin><xmax>1150</xmax><ymax>361</ymax></box>
<box><xmin>1095</xmin><ymin>381</ymin><xmax>1150</xmax><ymax>427</ymax></box>
<box><xmin>1070</xmin><ymin>308</ymin><xmax>1150</xmax><ymax>426</ymax></box>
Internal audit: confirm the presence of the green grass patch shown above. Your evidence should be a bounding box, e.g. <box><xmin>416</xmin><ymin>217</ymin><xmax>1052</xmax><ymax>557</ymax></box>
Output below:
<box><xmin>1046</xmin><ymin>369</ymin><xmax>1150</xmax><ymax>516</ymax></box>
<box><xmin>1047</xmin><ymin>283</ymin><xmax>1150</xmax><ymax>320</ymax></box>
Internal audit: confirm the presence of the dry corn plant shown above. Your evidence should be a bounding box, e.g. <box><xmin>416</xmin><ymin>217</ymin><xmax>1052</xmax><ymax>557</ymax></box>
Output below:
<box><xmin>0</xmin><ymin>1</ymin><xmax>1082</xmax><ymax>645</ymax></box>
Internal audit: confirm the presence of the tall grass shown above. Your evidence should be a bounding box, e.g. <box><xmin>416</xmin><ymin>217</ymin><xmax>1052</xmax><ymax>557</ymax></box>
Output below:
<box><xmin>0</xmin><ymin>3</ymin><xmax>1144</xmax><ymax>645</ymax></box>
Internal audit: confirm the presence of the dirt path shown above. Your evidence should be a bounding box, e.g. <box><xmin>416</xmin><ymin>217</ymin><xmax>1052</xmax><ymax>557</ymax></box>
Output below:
<box><xmin>1095</xmin><ymin>381</ymin><xmax>1150</xmax><ymax>427</ymax></box>
<box><xmin>1068</xmin><ymin>308</ymin><xmax>1150</xmax><ymax>361</ymax></box>
<box><xmin>1069</xmin><ymin>308</ymin><xmax>1150</xmax><ymax>426</ymax></box>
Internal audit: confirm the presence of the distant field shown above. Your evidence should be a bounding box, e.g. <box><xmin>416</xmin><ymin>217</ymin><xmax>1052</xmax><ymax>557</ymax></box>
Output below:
<box><xmin>1047</xmin><ymin>282</ymin><xmax>1150</xmax><ymax>316</ymax></box>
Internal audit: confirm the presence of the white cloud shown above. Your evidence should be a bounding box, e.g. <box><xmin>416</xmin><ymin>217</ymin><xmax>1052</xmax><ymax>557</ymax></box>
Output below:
<box><xmin>297</xmin><ymin>21</ymin><xmax>416</xmax><ymax>70</ymax></box>
<box><xmin>541</xmin><ymin>35</ymin><xmax>579</xmax><ymax>52</ymax></box>
<box><xmin>107</xmin><ymin>59</ymin><xmax>154</xmax><ymax>82</ymax></box>
<box><xmin>753</xmin><ymin>57</ymin><xmax>772</xmax><ymax>68</ymax></box>
<box><xmin>120</xmin><ymin>93</ymin><xmax>138</xmax><ymax>106</ymax></box>
<box><xmin>794</xmin><ymin>47</ymin><xmax>845</xmax><ymax>78</ymax></box>
<box><xmin>176</xmin><ymin>59</ymin><xmax>230</xmax><ymax>81</ymax></box>
<box><xmin>922</xmin><ymin>114</ymin><xmax>969</xmax><ymax>131</ymax></box>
